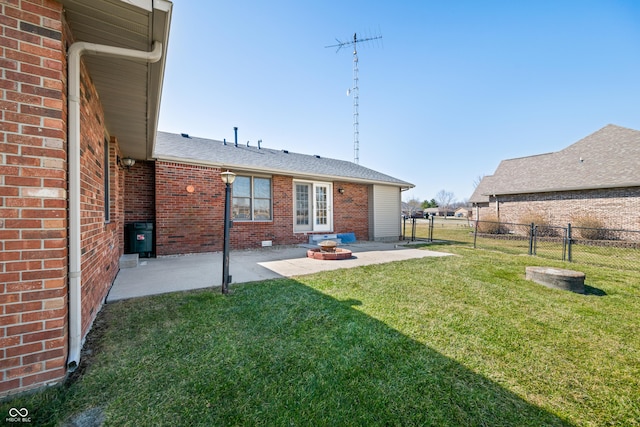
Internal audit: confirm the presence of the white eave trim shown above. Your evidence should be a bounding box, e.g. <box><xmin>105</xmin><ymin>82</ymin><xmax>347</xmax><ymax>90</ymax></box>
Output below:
<box><xmin>120</xmin><ymin>0</ymin><xmax>172</xmax><ymax>12</ymax></box>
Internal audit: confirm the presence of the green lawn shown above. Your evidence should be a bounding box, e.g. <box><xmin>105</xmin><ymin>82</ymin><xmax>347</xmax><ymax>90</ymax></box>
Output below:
<box><xmin>3</xmin><ymin>245</ymin><xmax>639</xmax><ymax>426</ymax></box>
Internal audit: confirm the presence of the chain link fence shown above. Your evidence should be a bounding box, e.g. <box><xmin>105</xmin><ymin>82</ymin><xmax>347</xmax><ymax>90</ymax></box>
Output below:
<box><xmin>402</xmin><ymin>216</ymin><xmax>639</xmax><ymax>270</ymax></box>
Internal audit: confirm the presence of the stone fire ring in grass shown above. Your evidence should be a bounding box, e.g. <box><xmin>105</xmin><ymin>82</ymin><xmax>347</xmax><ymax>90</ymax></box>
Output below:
<box><xmin>526</xmin><ymin>266</ymin><xmax>585</xmax><ymax>294</ymax></box>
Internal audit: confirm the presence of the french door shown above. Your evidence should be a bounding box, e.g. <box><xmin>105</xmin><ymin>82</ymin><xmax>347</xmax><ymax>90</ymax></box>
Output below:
<box><xmin>294</xmin><ymin>182</ymin><xmax>332</xmax><ymax>232</ymax></box>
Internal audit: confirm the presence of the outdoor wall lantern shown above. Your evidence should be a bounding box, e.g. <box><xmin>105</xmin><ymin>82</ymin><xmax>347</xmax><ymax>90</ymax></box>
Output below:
<box><xmin>117</xmin><ymin>156</ymin><xmax>136</xmax><ymax>170</ymax></box>
<box><xmin>220</xmin><ymin>170</ymin><xmax>236</xmax><ymax>294</ymax></box>
<box><xmin>338</xmin><ymin>187</ymin><xmax>345</xmax><ymax>194</ymax></box>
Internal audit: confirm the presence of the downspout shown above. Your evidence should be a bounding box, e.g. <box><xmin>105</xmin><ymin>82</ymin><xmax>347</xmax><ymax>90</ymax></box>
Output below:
<box><xmin>67</xmin><ymin>41</ymin><xmax>163</xmax><ymax>370</ymax></box>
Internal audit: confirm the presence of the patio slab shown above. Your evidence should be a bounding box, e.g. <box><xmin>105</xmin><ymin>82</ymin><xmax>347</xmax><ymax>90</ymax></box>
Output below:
<box><xmin>106</xmin><ymin>242</ymin><xmax>452</xmax><ymax>302</ymax></box>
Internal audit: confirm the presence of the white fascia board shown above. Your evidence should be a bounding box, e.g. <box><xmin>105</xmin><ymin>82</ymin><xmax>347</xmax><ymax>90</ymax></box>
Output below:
<box><xmin>118</xmin><ymin>0</ymin><xmax>172</xmax><ymax>12</ymax></box>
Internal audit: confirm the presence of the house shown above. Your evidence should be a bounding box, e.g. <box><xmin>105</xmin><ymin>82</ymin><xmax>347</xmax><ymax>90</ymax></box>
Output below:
<box><xmin>470</xmin><ymin>125</ymin><xmax>640</xmax><ymax>230</ymax></box>
<box><xmin>1</xmin><ymin>0</ymin><xmax>172</xmax><ymax>397</ymax></box>
<box><xmin>454</xmin><ymin>207</ymin><xmax>471</xmax><ymax>218</ymax></box>
<box><xmin>144</xmin><ymin>131</ymin><xmax>413</xmax><ymax>255</ymax></box>
<box><xmin>424</xmin><ymin>207</ymin><xmax>454</xmax><ymax>217</ymax></box>
<box><xmin>1</xmin><ymin>0</ymin><xmax>413</xmax><ymax>398</ymax></box>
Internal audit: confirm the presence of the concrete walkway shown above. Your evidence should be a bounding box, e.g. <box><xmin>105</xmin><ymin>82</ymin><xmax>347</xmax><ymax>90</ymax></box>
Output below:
<box><xmin>106</xmin><ymin>241</ymin><xmax>452</xmax><ymax>302</ymax></box>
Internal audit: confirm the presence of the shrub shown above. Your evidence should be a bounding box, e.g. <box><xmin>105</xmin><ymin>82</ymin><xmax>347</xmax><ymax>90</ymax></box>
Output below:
<box><xmin>571</xmin><ymin>214</ymin><xmax>611</xmax><ymax>240</ymax></box>
<box><xmin>476</xmin><ymin>214</ymin><xmax>503</xmax><ymax>234</ymax></box>
<box><xmin>519</xmin><ymin>210</ymin><xmax>557</xmax><ymax>237</ymax></box>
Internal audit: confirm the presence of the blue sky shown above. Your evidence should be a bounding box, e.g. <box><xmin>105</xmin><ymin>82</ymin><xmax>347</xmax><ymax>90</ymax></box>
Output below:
<box><xmin>158</xmin><ymin>1</ymin><xmax>640</xmax><ymax>203</ymax></box>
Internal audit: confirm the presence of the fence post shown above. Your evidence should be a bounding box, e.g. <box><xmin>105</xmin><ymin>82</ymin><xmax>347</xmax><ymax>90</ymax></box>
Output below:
<box><xmin>429</xmin><ymin>215</ymin><xmax>434</xmax><ymax>242</ymax></box>
<box><xmin>528</xmin><ymin>222</ymin><xmax>534</xmax><ymax>255</ymax></box>
<box><xmin>473</xmin><ymin>219</ymin><xmax>479</xmax><ymax>248</ymax></box>
<box><xmin>402</xmin><ymin>216</ymin><xmax>406</xmax><ymax>240</ymax></box>
<box><xmin>411</xmin><ymin>217</ymin><xmax>417</xmax><ymax>241</ymax></box>
<box><xmin>567</xmin><ymin>223</ymin><xmax>572</xmax><ymax>262</ymax></box>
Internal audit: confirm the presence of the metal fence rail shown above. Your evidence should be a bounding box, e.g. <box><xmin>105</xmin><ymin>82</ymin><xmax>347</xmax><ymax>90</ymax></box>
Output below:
<box><xmin>402</xmin><ymin>217</ymin><xmax>639</xmax><ymax>271</ymax></box>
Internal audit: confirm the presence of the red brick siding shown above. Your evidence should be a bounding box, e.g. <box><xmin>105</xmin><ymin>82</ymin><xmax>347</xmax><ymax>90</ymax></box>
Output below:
<box><xmin>124</xmin><ymin>160</ymin><xmax>155</xmax><ymax>223</ymax></box>
<box><xmin>1</xmin><ymin>0</ymin><xmax>124</xmax><ymax>397</ymax></box>
<box><xmin>154</xmin><ymin>163</ymin><xmax>372</xmax><ymax>254</ymax></box>
<box><xmin>474</xmin><ymin>187</ymin><xmax>640</xmax><ymax>230</ymax></box>
<box><xmin>1</xmin><ymin>0</ymin><xmax>67</xmax><ymax>397</ymax></box>
<box><xmin>155</xmin><ymin>161</ymin><xmax>223</xmax><ymax>255</ymax></box>
<box><xmin>124</xmin><ymin>160</ymin><xmax>155</xmax><ymax>253</ymax></box>
<box><xmin>333</xmin><ymin>181</ymin><xmax>370</xmax><ymax>241</ymax></box>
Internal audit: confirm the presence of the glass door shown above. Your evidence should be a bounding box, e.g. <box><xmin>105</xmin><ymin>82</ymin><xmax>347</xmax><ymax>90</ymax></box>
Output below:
<box><xmin>313</xmin><ymin>184</ymin><xmax>331</xmax><ymax>232</ymax></box>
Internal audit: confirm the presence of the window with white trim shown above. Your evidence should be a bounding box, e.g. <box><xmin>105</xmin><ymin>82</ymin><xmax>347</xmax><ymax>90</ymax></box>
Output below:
<box><xmin>232</xmin><ymin>175</ymin><xmax>272</xmax><ymax>220</ymax></box>
<box><xmin>294</xmin><ymin>181</ymin><xmax>332</xmax><ymax>232</ymax></box>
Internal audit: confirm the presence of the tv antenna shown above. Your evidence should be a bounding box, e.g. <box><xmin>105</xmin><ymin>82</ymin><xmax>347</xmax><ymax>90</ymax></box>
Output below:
<box><xmin>326</xmin><ymin>32</ymin><xmax>382</xmax><ymax>164</ymax></box>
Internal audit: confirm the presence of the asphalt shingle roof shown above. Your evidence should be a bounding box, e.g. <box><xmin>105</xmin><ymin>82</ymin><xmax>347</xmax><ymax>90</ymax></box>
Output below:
<box><xmin>154</xmin><ymin>131</ymin><xmax>413</xmax><ymax>188</ymax></box>
<box><xmin>470</xmin><ymin>124</ymin><xmax>640</xmax><ymax>202</ymax></box>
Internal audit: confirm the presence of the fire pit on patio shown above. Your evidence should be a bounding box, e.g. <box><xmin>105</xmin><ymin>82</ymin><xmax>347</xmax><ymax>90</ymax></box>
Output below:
<box><xmin>307</xmin><ymin>240</ymin><xmax>353</xmax><ymax>260</ymax></box>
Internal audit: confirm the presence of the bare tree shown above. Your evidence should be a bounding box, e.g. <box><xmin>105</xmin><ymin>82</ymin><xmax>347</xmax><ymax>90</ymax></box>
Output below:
<box><xmin>473</xmin><ymin>175</ymin><xmax>486</xmax><ymax>188</ymax></box>
<box><xmin>435</xmin><ymin>190</ymin><xmax>455</xmax><ymax>218</ymax></box>
<box><xmin>405</xmin><ymin>197</ymin><xmax>422</xmax><ymax>217</ymax></box>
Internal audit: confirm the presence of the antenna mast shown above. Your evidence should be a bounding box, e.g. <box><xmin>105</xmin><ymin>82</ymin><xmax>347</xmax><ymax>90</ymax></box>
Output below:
<box><xmin>326</xmin><ymin>32</ymin><xmax>382</xmax><ymax>164</ymax></box>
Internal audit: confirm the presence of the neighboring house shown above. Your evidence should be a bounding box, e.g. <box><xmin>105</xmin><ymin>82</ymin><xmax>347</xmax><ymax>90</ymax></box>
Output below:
<box><xmin>455</xmin><ymin>207</ymin><xmax>471</xmax><ymax>218</ymax></box>
<box><xmin>424</xmin><ymin>207</ymin><xmax>454</xmax><ymax>217</ymax></box>
<box><xmin>145</xmin><ymin>132</ymin><xmax>413</xmax><ymax>254</ymax></box>
<box><xmin>424</xmin><ymin>208</ymin><xmax>440</xmax><ymax>217</ymax></box>
<box><xmin>469</xmin><ymin>125</ymin><xmax>640</xmax><ymax>230</ymax></box>
<box><xmin>1</xmin><ymin>0</ymin><xmax>172</xmax><ymax>397</ymax></box>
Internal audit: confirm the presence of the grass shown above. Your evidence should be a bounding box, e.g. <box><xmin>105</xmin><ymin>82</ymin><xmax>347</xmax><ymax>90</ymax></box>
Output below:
<box><xmin>2</xmin><ymin>245</ymin><xmax>639</xmax><ymax>426</ymax></box>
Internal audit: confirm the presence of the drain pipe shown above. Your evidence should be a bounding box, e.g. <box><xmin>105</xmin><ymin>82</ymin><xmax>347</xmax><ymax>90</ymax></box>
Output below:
<box><xmin>67</xmin><ymin>41</ymin><xmax>162</xmax><ymax>370</ymax></box>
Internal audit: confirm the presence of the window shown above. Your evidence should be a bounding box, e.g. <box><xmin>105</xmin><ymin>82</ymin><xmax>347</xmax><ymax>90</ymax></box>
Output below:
<box><xmin>104</xmin><ymin>138</ymin><xmax>110</xmax><ymax>223</ymax></box>
<box><xmin>293</xmin><ymin>181</ymin><xmax>332</xmax><ymax>232</ymax></box>
<box><xmin>232</xmin><ymin>176</ymin><xmax>272</xmax><ymax>220</ymax></box>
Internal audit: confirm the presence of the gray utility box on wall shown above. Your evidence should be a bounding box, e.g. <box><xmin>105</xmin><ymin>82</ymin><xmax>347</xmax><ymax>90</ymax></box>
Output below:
<box><xmin>125</xmin><ymin>222</ymin><xmax>153</xmax><ymax>257</ymax></box>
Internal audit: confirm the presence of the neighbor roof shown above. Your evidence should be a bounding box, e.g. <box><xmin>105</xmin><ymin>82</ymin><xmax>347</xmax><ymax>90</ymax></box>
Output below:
<box><xmin>471</xmin><ymin>124</ymin><xmax>640</xmax><ymax>202</ymax></box>
<box><xmin>154</xmin><ymin>132</ymin><xmax>414</xmax><ymax>188</ymax></box>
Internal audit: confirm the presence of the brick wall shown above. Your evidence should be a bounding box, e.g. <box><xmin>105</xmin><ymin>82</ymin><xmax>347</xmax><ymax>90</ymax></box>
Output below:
<box><xmin>124</xmin><ymin>160</ymin><xmax>155</xmax><ymax>223</ymax></box>
<box><xmin>333</xmin><ymin>181</ymin><xmax>370</xmax><ymax>241</ymax></box>
<box><xmin>474</xmin><ymin>187</ymin><xmax>640</xmax><ymax>230</ymax></box>
<box><xmin>0</xmin><ymin>0</ymin><xmax>68</xmax><ymax>397</ymax></box>
<box><xmin>155</xmin><ymin>161</ymin><xmax>223</xmax><ymax>255</ymax></box>
<box><xmin>154</xmin><ymin>162</ymin><xmax>372</xmax><ymax>255</ymax></box>
<box><xmin>1</xmin><ymin>0</ymin><xmax>124</xmax><ymax>397</ymax></box>
<box><xmin>124</xmin><ymin>160</ymin><xmax>155</xmax><ymax>253</ymax></box>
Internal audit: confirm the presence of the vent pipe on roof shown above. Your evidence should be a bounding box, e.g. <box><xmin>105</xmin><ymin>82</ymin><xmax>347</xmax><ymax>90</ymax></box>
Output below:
<box><xmin>258</xmin><ymin>139</ymin><xmax>262</xmax><ymax>149</ymax></box>
<box><xmin>223</xmin><ymin>138</ymin><xmax>226</xmax><ymax>145</ymax></box>
<box><xmin>234</xmin><ymin>127</ymin><xmax>238</xmax><ymax>147</ymax></box>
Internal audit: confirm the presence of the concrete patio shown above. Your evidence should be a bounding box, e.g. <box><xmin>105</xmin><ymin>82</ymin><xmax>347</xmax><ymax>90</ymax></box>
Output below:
<box><xmin>106</xmin><ymin>242</ymin><xmax>452</xmax><ymax>302</ymax></box>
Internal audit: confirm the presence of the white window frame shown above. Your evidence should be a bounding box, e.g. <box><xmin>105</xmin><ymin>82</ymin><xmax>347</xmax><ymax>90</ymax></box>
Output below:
<box><xmin>293</xmin><ymin>180</ymin><xmax>333</xmax><ymax>233</ymax></box>
<box><xmin>232</xmin><ymin>175</ymin><xmax>273</xmax><ymax>221</ymax></box>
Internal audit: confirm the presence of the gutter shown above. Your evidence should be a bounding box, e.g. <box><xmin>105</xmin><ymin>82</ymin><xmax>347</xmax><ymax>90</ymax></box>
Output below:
<box><xmin>66</xmin><ymin>41</ymin><xmax>162</xmax><ymax>370</ymax></box>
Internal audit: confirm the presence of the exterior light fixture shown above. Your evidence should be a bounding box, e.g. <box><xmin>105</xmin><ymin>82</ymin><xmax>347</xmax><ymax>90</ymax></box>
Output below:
<box><xmin>118</xmin><ymin>156</ymin><xmax>136</xmax><ymax>170</ymax></box>
<box><xmin>338</xmin><ymin>188</ymin><xmax>345</xmax><ymax>194</ymax></box>
<box><xmin>220</xmin><ymin>170</ymin><xmax>236</xmax><ymax>294</ymax></box>
<box><xmin>220</xmin><ymin>170</ymin><xmax>236</xmax><ymax>185</ymax></box>
<box><xmin>122</xmin><ymin>157</ymin><xmax>135</xmax><ymax>168</ymax></box>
